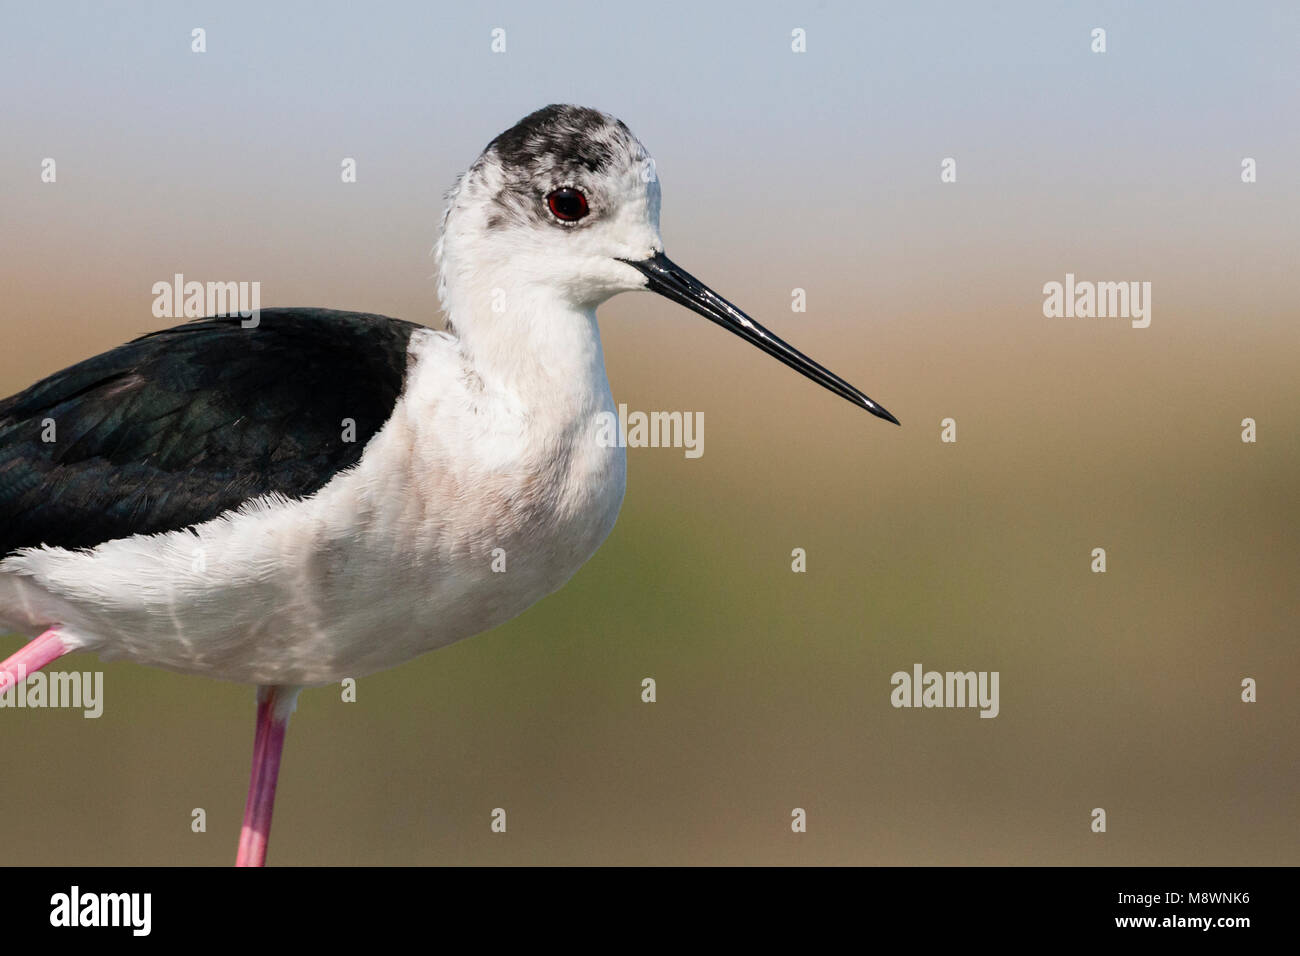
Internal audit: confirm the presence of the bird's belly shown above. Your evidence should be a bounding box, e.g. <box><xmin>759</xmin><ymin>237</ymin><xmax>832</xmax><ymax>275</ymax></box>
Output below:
<box><xmin>0</xmin><ymin>429</ymin><xmax>627</xmax><ymax>686</ymax></box>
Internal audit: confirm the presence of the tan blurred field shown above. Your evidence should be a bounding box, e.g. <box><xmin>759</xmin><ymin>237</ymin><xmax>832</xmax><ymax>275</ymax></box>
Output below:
<box><xmin>2</xmin><ymin>258</ymin><xmax>1295</xmax><ymax>864</ymax></box>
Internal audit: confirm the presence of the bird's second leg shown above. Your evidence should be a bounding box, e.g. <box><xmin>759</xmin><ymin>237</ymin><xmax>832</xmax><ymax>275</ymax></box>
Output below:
<box><xmin>235</xmin><ymin>684</ymin><xmax>301</xmax><ymax>867</ymax></box>
<box><xmin>0</xmin><ymin>627</ymin><xmax>70</xmax><ymax>694</ymax></box>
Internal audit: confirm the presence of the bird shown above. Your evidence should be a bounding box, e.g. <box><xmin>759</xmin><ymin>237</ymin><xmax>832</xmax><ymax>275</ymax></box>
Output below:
<box><xmin>0</xmin><ymin>104</ymin><xmax>897</xmax><ymax>866</ymax></box>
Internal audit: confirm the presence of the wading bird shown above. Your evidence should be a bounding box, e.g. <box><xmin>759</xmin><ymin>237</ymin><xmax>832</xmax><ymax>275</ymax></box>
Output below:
<box><xmin>0</xmin><ymin>105</ymin><xmax>897</xmax><ymax>865</ymax></box>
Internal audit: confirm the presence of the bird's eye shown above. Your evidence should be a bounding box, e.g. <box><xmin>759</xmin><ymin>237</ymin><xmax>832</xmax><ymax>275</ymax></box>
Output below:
<box><xmin>546</xmin><ymin>187</ymin><xmax>589</xmax><ymax>223</ymax></box>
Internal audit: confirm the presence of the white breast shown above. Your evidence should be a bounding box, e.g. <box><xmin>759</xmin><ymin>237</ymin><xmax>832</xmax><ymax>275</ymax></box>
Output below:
<box><xmin>0</xmin><ymin>327</ymin><xmax>627</xmax><ymax>685</ymax></box>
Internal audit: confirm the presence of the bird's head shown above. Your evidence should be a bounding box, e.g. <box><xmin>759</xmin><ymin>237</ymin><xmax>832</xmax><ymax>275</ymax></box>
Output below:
<box><xmin>437</xmin><ymin>104</ymin><xmax>662</xmax><ymax>308</ymax></box>
<box><xmin>436</xmin><ymin>104</ymin><xmax>897</xmax><ymax>423</ymax></box>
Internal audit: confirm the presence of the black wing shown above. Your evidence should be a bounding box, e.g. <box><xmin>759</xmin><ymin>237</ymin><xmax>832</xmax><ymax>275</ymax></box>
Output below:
<box><xmin>0</xmin><ymin>308</ymin><xmax>422</xmax><ymax>557</ymax></box>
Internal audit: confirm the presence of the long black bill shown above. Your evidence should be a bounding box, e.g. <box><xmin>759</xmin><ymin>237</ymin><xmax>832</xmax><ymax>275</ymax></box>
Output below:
<box><xmin>619</xmin><ymin>252</ymin><xmax>899</xmax><ymax>425</ymax></box>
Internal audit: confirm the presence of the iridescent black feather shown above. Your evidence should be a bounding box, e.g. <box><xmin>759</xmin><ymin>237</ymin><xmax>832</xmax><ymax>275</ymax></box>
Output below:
<box><xmin>0</xmin><ymin>308</ymin><xmax>419</xmax><ymax>557</ymax></box>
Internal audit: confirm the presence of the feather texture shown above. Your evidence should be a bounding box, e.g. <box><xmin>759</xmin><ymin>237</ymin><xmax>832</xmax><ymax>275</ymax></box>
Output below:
<box><xmin>0</xmin><ymin>308</ymin><xmax>419</xmax><ymax>557</ymax></box>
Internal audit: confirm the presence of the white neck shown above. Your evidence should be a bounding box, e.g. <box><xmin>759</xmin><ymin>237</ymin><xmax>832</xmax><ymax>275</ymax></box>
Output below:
<box><xmin>440</xmin><ymin>265</ymin><xmax>614</xmax><ymax>425</ymax></box>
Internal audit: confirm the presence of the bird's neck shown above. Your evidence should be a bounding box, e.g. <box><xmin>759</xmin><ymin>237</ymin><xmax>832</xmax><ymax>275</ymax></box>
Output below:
<box><xmin>441</xmin><ymin>276</ymin><xmax>614</xmax><ymax>420</ymax></box>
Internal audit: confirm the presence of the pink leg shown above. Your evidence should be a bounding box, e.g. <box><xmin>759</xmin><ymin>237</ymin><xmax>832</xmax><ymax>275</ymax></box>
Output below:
<box><xmin>0</xmin><ymin>628</ymin><xmax>70</xmax><ymax>695</ymax></box>
<box><xmin>235</xmin><ymin>685</ymin><xmax>298</xmax><ymax>867</ymax></box>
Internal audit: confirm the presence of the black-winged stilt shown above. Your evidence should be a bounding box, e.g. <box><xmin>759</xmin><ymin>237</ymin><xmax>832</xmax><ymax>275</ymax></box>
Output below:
<box><xmin>0</xmin><ymin>105</ymin><xmax>897</xmax><ymax>866</ymax></box>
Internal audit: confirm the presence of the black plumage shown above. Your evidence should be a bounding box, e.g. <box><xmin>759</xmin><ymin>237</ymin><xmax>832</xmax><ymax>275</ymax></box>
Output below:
<box><xmin>0</xmin><ymin>308</ymin><xmax>421</xmax><ymax>558</ymax></box>
<box><xmin>477</xmin><ymin>104</ymin><xmax>645</xmax><ymax>232</ymax></box>
<box><xmin>488</xmin><ymin>104</ymin><xmax>631</xmax><ymax>177</ymax></box>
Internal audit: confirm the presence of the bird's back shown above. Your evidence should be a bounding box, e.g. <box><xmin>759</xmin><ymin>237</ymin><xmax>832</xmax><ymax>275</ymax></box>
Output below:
<box><xmin>0</xmin><ymin>308</ymin><xmax>421</xmax><ymax>559</ymax></box>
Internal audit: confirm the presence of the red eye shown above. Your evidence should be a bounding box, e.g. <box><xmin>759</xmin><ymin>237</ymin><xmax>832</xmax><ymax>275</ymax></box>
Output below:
<box><xmin>546</xmin><ymin>187</ymin><xmax>589</xmax><ymax>222</ymax></box>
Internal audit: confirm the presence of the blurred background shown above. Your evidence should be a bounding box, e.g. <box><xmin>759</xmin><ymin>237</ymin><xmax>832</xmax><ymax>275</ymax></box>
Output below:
<box><xmin>1</xmin><ymin>0</ymin><xmax>1296</xmax><ymax>864</ymax></box>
